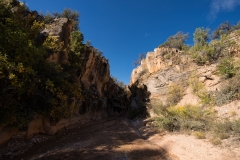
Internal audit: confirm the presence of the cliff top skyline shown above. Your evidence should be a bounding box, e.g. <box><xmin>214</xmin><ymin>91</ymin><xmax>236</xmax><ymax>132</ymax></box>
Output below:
<box><xmin>25</xmin><ymin>0</ymin><xmax>240</xmax><ymax>84</ymax></box>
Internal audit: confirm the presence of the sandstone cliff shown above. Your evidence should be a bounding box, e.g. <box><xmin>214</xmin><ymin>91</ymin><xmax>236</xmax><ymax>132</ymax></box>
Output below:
<box><xmin>40</xmin><ymin>18</ymin><xmax>73</xmax><ymax>64</ymax></box>
<box><xmin>130</xmin><ymin>47</ymin><xmax>191</xmax><ymax>85</ymax></box>
<box><xmin>130</xmin><ymin>29</ymin><xmax>240</xmax><ymax>109</ymax></box>
<box><xmin>130</xmin><ymin>47</ymin><xmax>193</xmax><ymax>103</ymax></box>
<box><xmin>0</xmin><ymin>15</ymin><xmax>129</xmax><ymax>146</ymax></box>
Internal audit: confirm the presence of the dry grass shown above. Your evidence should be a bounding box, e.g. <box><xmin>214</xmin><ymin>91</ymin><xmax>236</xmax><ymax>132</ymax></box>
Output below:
<box><xmin>194</xmin><ymin>131</ymin><xmax>206</xmax><ymax>139</ymax></box>
<box><xmin>210</xmin><ymin>137</ymin><xmax>222</xmax><ymax>145</ymax></box>
<box><xmin>166</xmin><ymin>83</ymin><xmax>184</xmax><ymax>107</ymax></box>
<box><xmin>188</xmin><ymin>74</ymin><xmax>213</xmax><ymax>106</ymax></box>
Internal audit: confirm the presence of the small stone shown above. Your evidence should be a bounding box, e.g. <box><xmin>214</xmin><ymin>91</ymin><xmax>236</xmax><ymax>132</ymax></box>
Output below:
<box><xmin>199</xmin><ymin>77</ymin><xmax>206</xmax><ymax>82</ymax></box>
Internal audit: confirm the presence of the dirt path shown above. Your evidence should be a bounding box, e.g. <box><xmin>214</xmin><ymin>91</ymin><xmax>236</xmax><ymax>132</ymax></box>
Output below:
<box><xmin>2</xmin><ymin>118</ymin><xmax>171</xmax><ymax>160</ymax></box>
<box><xmin>148</xmin><ymin>133</ymin><xmax>240</xmax><ymax>160</ymax></box>
<box><xmin>1</xmin><ymin>117</ymin><xmax>239</xmax><ymax>160</ymax></box>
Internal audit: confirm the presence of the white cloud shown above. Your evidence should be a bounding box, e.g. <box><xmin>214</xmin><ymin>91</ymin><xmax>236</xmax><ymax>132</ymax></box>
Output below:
<box><xmin>210</xmin><ymin>0</ymin><xmax>240</xmax><ymax>19</ymax></box>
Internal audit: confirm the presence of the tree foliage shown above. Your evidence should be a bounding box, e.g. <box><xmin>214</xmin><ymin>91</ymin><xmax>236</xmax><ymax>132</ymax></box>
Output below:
<box><xmin>193</xmin><ymin>27</ymin><xmax>209</xmax><ymax>47</ymax></box>
<box><xmin>53</xmin><ymin>8</ymin><xmax>80</xmax><ymax>30</ymax></box>
<box><xmin>45</xmin><ymin>8</ymin><xmax>80</xmax><ymax>31</ymax></box>
<box><xmin>133</xmin><ymin>53</ymin><xmax>146</xmax><ymax>67</ymax></box>
<box><xmin>0</xmin><ymin>2</ymin><xmax>84</xmax><ymax>126</ymax></box>
<box><xmin>211</xmin><ymin>21</ymin><xmax>233</xmax><ymax>40</ymax></box>
<box><xmin>190</xmin><ymin>27</ymin><xmax>214</xmax><ymax>65</ymax></box>
<box><xmin>216</xmin><ymin>57</ymin><xmax>235</xmax><ymax>78</ymax></box>
<box><xmin>111</xmin><ymin>76</ymin><xmax>125</xmax><ymax>89</ymax></box>
<box><xmin>160</xmin><ymin>31</ymin><xmax>189</xmax><ymax>50</ymax></box>
<box><xmin>235</xmin><ymin>21</ymin><xmax>240</xmax><ymax>30</ymax></box>
<box><xmin>70</xmin><ymin>31</ymin><xmax>84</xmax><ymax>55</ymax></box>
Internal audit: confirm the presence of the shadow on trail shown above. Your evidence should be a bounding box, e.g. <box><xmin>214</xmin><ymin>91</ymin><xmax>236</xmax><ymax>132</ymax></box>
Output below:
<box><xmin>10</xmin><ymin>118</ymin><xmax>172</xmax><ymax>160</ymax></box>
<box><xmin>2</xmin><ymin>81</ymin><xmax>172</xmax><ymax>160</ymax></box>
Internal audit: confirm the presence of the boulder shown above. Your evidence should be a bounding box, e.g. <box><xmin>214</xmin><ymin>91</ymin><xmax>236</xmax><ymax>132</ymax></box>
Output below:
<box><xmin>39</xmin><ymin>18</ymin><xmax>73</xmax><ymax>64</ymax></box>
<box><xmin>26</xmin><ymin>115</ymin><xmax>43</xmax><ymax>140</ymax></box>
<box><xmin>130</xmin><ymin>47</ymin><xmax>191</xmax><ymax>84</ymax></box>
<box><xmin>0</xmin><ymin>127</ymin><xmax>18</xmax><ymax>146</ymax></box>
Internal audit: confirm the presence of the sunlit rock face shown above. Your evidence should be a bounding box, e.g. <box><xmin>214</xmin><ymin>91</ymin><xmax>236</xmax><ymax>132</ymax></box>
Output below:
<box><xmin>80</xmin><ymin>46</ymin><xmax>130</xmax><ymax>115</ymax></box>
<box><xmin>130</xmin><ymin>29</ymin><xmax>240</xmax><ymax>105</ymax></box>
<box><xmin>40</xmin><ymin>18</ymin><xmax>73</xmax><ymax>64</ymax></box>
<box><xmin>130</xmin><ymin>47</ymin><xmax>195</xmax><ymax>105</ymax></box>
<box><xmin>130</xmin><ymin>47</ymin><xmax>190</xmax><ymax>85</ymax></box>
<box><xmin>38</xmin><ymin>17</ymin><xmax>129</xmax><ymax>117</ymax></box>
<box><xmin>228</xmin><ymin>30</ymin><xmax>240</xmax><ymax>55</ymax></box>
<box><xmin>0</xmin><ymin>16</ymin><xmax>130</xmax><ymax>145</ymax></box>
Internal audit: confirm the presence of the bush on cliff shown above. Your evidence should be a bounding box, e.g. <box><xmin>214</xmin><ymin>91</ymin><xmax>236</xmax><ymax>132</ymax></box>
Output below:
<box><xmin>0</xmin><ymin>2</ymin><xmax>84</xmax><ymax>126</ymax></box>
<box><xmin>211</xmin><ymin>21</ymin><xmax>233</xmax><ymax>40</ymax></box>
<box><xmin>159</xmin><ymin>31</ymin><xmax>189</xmax><ymax>50</ymax></box>
<box><xmin>153</xmin><ymin>104</ymin><xmax>215</xmax><ymax>132</ymax></box>
<box><xmin>216</xmin><ymin>57</ymin><xmax>236</xmax><ymax>78</ymax></box>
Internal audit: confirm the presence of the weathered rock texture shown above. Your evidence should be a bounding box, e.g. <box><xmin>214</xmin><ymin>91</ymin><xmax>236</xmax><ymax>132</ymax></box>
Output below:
<box><xmin>130</xmin><ymin>47</ymin><xmax>193</xmax><ymax>103</ymax></box>
<box><xmin>130</xmin><ymin>29</ymin><xmax>240</xmax><ymax>116</ymax></box>
<box><xmin>40</xmin><ymin>18</ymin><xmax>73</xmax><ymax>64</ymax></box>
<box><xmin>130</xmin><ymin>47</ymin><xmax>191</xmax><ymax>84</ymax></box>
<box><xmin>79</xmin><ymin>46</ymin><xmax>129</xmax><ymax>116</ymax></box>
<box><xmin>228</xmin><ymin>30</ymin><xmax>240</xmax><ymax>51</ymax></box>
<box><xmin>0</xmin><ymin>17</ymin><xmax>129</xmax><ymax>146</ymax></box>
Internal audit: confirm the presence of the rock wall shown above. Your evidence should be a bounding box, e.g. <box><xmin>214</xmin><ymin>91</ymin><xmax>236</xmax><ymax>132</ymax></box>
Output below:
<box><xmin>0</xmin><ymin>17</ymin><xmax>129</xmax><ymax>146</ymax></box>
<box><xmin>79</xmin><ymin>46</ymin><xmax>129</xmax><ymax>116</ymax></box>
<box><xmin>129</xmin><ymin>47</ymin><xmax>219</xmax><ymax>105</ymax></box>
<box><xmin>40</xmin><ymin>18</ymin><xmax>73</xmax><ymax>64</ymax></box>
<box><xmin>130</xmin><ymin>30</ymin><xmax>240</xmax><ymax>107</ymax></box>
<box><xmin>130</xmin><ymin>47</ymin><xmax>191</xmax><ymax>84</ymax></box>
<box><xmin>228</xmin><ymin>30</ymin><xmax>240</xmax><ymax>55</ymax></box>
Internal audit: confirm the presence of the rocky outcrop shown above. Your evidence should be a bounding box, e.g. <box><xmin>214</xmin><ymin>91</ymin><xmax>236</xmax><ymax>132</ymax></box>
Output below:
<box><xmin>0</xmin><ymin>17</ymin><xmax>129</xmax><ymax>146</ymax></box>
<box><xmin>130</xmin><ymin>30</ymin><xmax>240</xmax><ymax>107</ymax></box>
<box><xmin>228</xmin><ymin>30</ymin><xmax>240</xmax><ymax>55</ymax></box>
<box><xmin>13</xmin><ymin>46</ymin><xmax>130</xmax><ymax>144</ymax></box>
<box><xmin>130</xmin><ymin>47</ymin><xmax>193</xmax><ymax>103</ymax></box>
<box><xmin>80</xmin><ymin>47</ymin><xmax>110</xmax><ymax>98</ymax></box>
<box><xmin>40</xmin><ymin>18</ymin><xmax>73</xmax><ymax>64</ymax></box>
<box><xmin>130</xmin><ymin>47</ymin><xmax>191</xmax><ymax>84</ymax></box>
<box><xmin>0</xmin><ymin>127</ymin><xmax>18</xmax><ymax>147</ymax></box>
<box><xmin>129</xmin><ymin>46</ymin><xmax>225</xmax><ymax>107</ymax></box>
<box><xmin>79</xmin><ymin>46</ymin><xmax>129</xmax><ymax>116</ymax></box>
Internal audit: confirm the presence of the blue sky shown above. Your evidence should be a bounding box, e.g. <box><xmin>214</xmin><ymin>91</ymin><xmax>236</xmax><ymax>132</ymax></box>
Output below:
<box><xmin>25</xmin><ymin>0</ymin><xmax>240</xmax><ymax>84</ymax></box>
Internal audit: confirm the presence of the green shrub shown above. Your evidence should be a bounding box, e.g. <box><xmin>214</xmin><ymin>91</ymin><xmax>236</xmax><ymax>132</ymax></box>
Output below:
<box><xmin>0</xmin><ymin>3</ymin><xmax>84</xmax><ymax>126</ymax></box>
<box><xmin>188</xmin><ymin>74</ymin><xmax>204</xmax><ymax>94</ymax></box>
<box><xmin>194</xmin><ymin>131</ymin><xmax>206</xmax><ymax>139</ymax></box>
<box><xmin>190</xmin><ymin>44</ymin><xmax>215</xmax><ymax>65</ymax></box>
<box><xmin>166</xmin><ymin>83</ymin><xmax>184</xmax><ymax>107</ymax></box>
<box><xmin>70</xmin><ymin>31</ymin><xmax>84</xmax><ymax>55</ymax></box>
<box><xmin>212</xmin><ymin>121</ymin><xmax>232</xmax><ymax>139</ymax></box>
<box><xmin>153</xmin><ymin>115</ymin><xmax>180</xmax><ymax>132</ymax></box>
<box><xmin>198</xmin><ymin>92</ymin><xmax>214</xmax><ymax>105</ymax></box>
<box><xmin>210</xmin><ymin>119</ymin><xmax>240</xmax><ymax>140</ymax></box>
<box><xmin>188</xmin><ymin>75</ymin><xmax>213</xmax><ymax>105</ymax></box>
<box><xmin>216</xmin><ymin>57</ymin><xmax>235</xmax><ymax>78</ymax></box>
<box><xmin>152</xmin><ymin>105</ymin><xmax>215</xmax><ymax>132</ymax></box>
<box><xmin>211</xmin><ymin>21</ymin><xmax>233</xmax><ymax>40</ymax></box>
<box><xmin>232</xmin><ymin>119</ymin><xmax>240</xmax><ymax>135</ymax></box>
<box><xmin>153</xmin><ymin>101</ymin><xmax>165</xmax><ymax>116</ymax></box>
<box><xmin>214</xmin><ymin>75</ymin><xmax>240</xmax><ymax>106</ymax></box>
<box><xmin>43</xmin><ymin>36</ymin><xmax>64</xmax><ymax>51</ymax></box>
<box><xmin>159</xmin><ymin>31</ymin><xmax>189</xmax><ymax>50</ymax></box>
<box><xmin>210</xmin><ymin>137</ymin><xmax>222</xmax><ymax>145</ymax></box>
<box><xmin>190</xmin><ymin>27</ymin><xmax>237</xmax><ymax>65</ymax></box>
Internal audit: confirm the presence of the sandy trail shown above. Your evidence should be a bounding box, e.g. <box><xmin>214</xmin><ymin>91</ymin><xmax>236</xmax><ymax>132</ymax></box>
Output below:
<box><xmin>3</xmin><ymin>118</ymin><xmax>171</xmax><ymax>160</ymax></box>
<box><xmin>1</xmin><ymin>117</ymin><xmax>239</xmax><ymax>160</ymax></box>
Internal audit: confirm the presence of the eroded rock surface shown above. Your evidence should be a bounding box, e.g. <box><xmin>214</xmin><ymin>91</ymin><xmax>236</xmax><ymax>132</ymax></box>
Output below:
<box><xmin>0</xmin><ymin>16</ymin><xmax>129</xmax><ymax>146</ymax></box>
